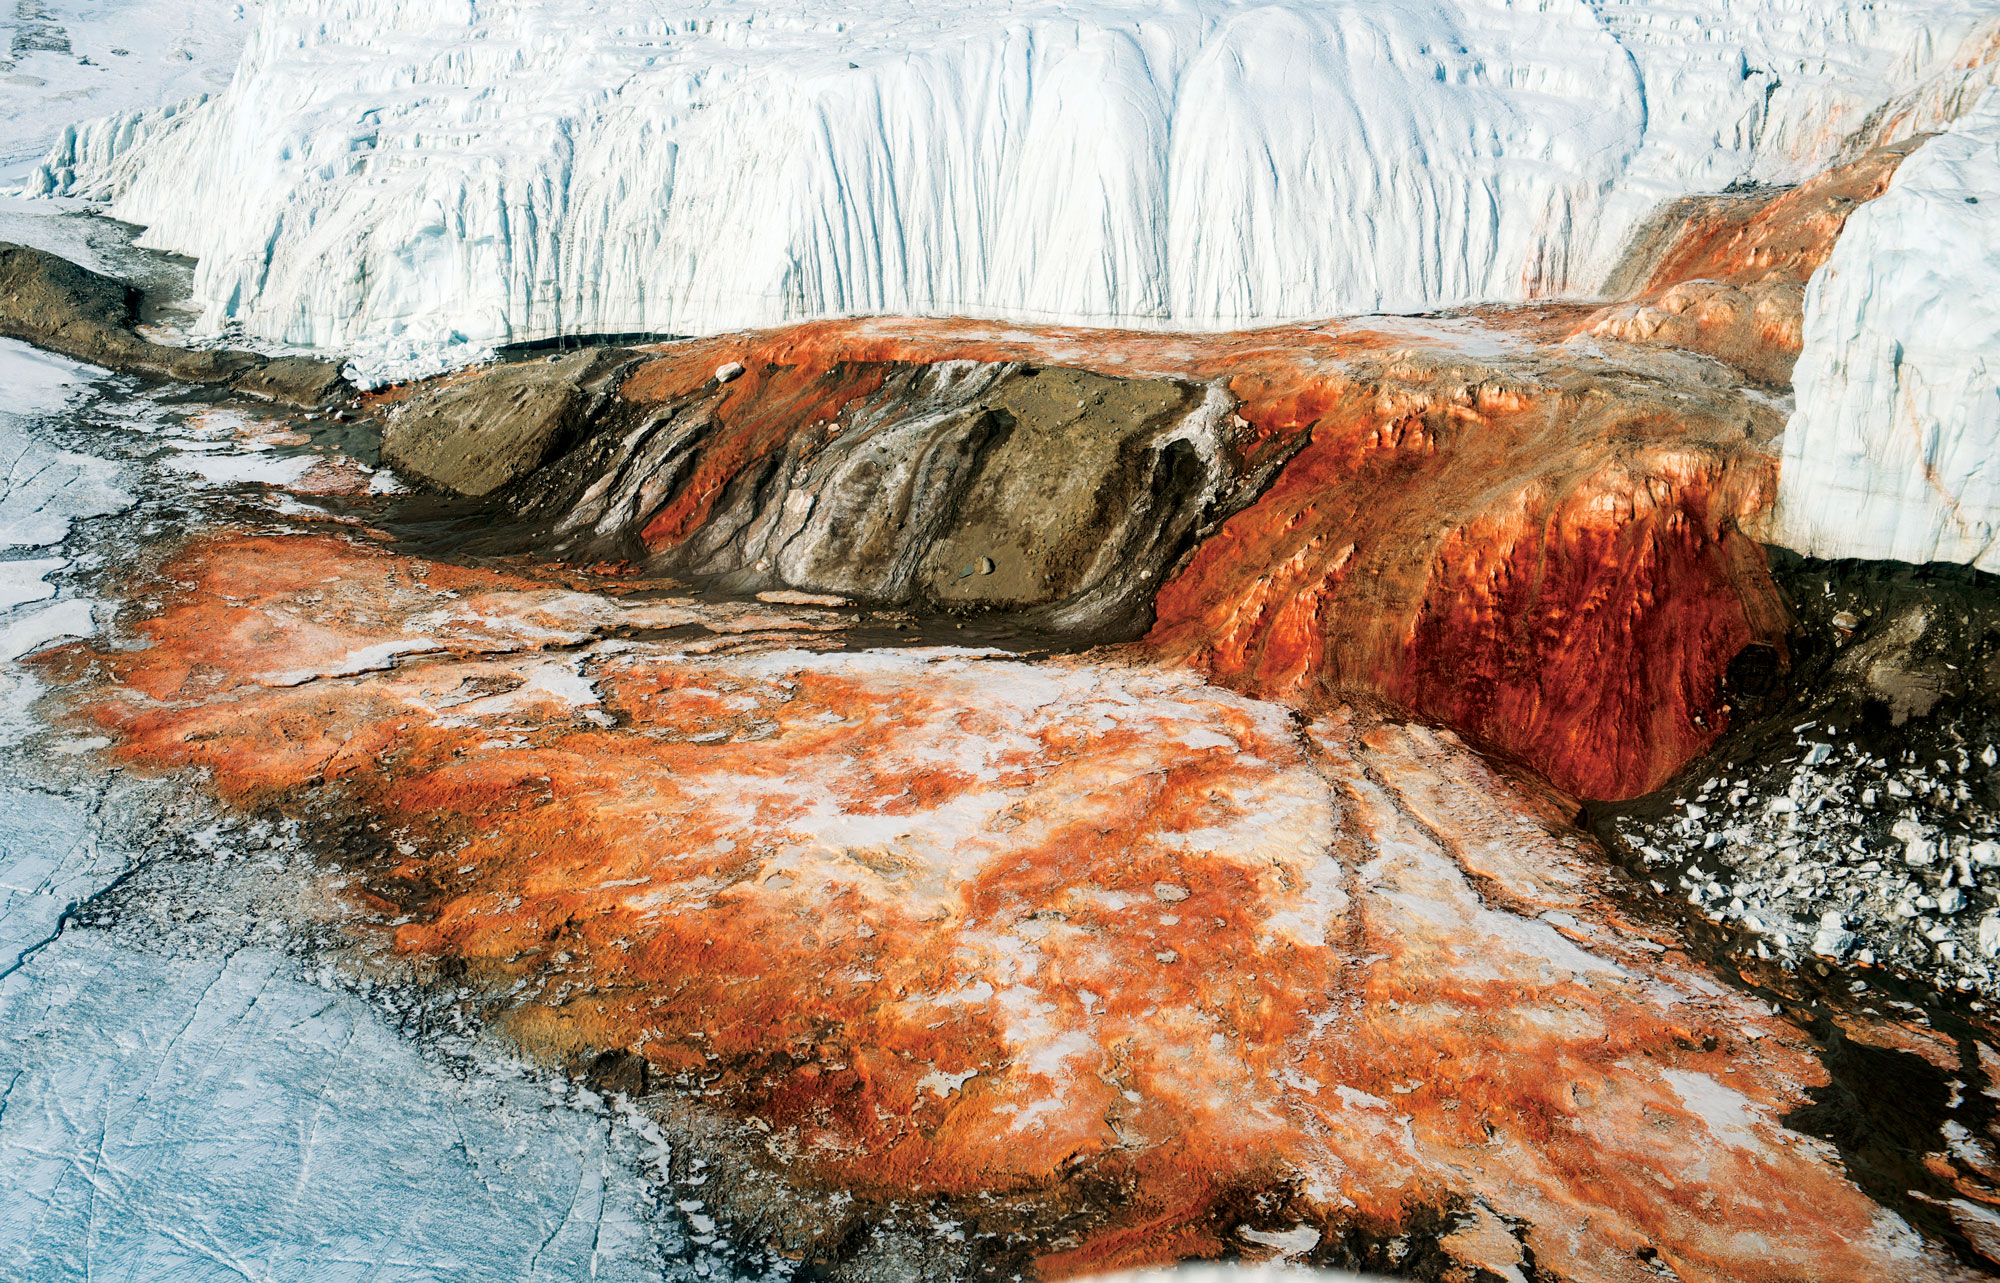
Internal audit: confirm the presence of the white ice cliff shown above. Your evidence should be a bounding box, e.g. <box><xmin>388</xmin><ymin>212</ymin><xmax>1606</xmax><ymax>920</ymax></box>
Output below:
<box><xmin>29</xmin><ymin>0</ymin><xmax>2000</xmax><ymax>376</ymax></box>
<box><xmin>1773</xmin><ymin>87</ymin><xmax>2000</xmax><ymax>572</ymax></box>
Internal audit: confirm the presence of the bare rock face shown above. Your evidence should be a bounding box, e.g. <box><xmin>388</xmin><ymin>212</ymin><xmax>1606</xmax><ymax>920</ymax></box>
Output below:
<box><xmin>521</xmin><ymin>352</ymin><xmax>1234</xmax><ymax>634</ymax></box>
<box><xmin>380</xmin><ymin>348</ymin><xmax>633</xmax><ymax>497</ymax></box>
<box><xmin>0</xmin><ymin>242</ymin><xmax>342</xmax><ymax>400</ymax></box>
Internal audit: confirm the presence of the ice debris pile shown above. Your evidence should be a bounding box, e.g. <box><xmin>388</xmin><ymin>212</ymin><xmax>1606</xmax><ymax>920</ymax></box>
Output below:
<box><xmin>1620</xmin><ymin>732</ymin><xmax>2000</xmax><ymax>993</ymax></box>
<box><xmin>1773</xmin><ymin>87</ymin><xmax>2000</xmax><ymax>573</ymax></box>
<box><xmin>1612</xmin><ymin>577</ymin><xmax>2000</xmax><ymax>998</ymax></box>
<box><xmin>28</xmin><ymin>0</ymin><xmax>2000</xmax><ymax>380</ymax></box>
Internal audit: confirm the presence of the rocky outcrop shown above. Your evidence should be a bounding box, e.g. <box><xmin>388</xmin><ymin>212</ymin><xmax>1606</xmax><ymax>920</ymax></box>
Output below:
<box><xmin>49</xmin><ymin>526</ymin><xmax>1990</xmax><ymax>1282</ymax></box>
<box><xmin>518</xmin><ymin>350</ymin><xmax>1241</xmax><ymax>635</ymax></box>
<box><xmin>0</xmin><ymin>242</ymin><xmax>344</xmax><ymax>403</ymax></box>
<box><xmin>506</xmin><ymin>317</ymin><xmax>1784</xmax><ymax>801</ymax></box>
<box><xmin>380</xmin><ymin>348</ymin><xmax>634</xmax><ymax>497</ymax></box>
<box><xmin>231</xmin><ymin>355</ymin><xmax>348</xmax><ymax>407</ymax></box>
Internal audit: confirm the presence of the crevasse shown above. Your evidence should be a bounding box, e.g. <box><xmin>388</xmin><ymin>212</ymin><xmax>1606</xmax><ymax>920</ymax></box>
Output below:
<box><xmin>29</xmin><ymin>0</ymin><xmax>1998</xmax><ymax>381</ymax></box>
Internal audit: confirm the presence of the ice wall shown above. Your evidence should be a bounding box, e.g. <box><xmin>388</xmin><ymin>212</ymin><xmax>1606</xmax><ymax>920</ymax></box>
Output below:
<box><xmin>1772</xmin><ymin>88</ymin><xmax>2000</xmax><ymax>572</ymax></box>
<box><xmin>33</xmin><ymin>0</ymin><xmax>1998</xmax><ymax>377</ymax></box>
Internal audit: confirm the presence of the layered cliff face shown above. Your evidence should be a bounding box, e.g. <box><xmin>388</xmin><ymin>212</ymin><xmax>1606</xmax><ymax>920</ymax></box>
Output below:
<box><xmin>477</xmin><ymin>315</ymin><xmax>1783</xmax><ymax>802</ymax></box>
<box><xmin>28</xmin><ymin>0</ymin><xmax>1998</xmax><ymax>380</ymax></box>
<box><xmin>1771</xmin><ymin>88</ymin><xmax>2000</xmax><ymax>572</ymax></box>
<box><xmin>48</xmin><ymin>524</ymin><xmax>1990</xmax><ymax>1283</ymax></box>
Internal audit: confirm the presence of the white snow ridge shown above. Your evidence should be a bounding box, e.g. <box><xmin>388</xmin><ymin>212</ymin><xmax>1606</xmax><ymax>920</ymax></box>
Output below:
<box><xmin>30</xmin><ymin>0</ymin><xmax>1998</xmax><ymax>381</ymax></box>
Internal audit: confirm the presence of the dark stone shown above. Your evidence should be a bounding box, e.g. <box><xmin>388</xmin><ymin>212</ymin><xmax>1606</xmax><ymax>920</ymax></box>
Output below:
<box><xmin>381</xmin><ymin>348</ymin><xmax>634</xmax><ymax>497</ymax></box>
<box><xmin>0</xmin><ymin>241</ymin><xmax>264</xmax><ymax>385</ymax></box>
<box><xmin>233</xmin><ymin>355</ymin><xmax>346</xmax><ymax>406</ymax></box>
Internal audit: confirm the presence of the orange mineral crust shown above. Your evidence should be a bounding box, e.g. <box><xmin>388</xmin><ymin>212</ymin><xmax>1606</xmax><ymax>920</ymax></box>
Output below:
<box><xmin>57</xmin><ymin>527</ymin><xmax>1976</xmax><ymax>1282</ymax></box>
<box><xmin>591</xmin><ymin>314</ymin><xmax>1786</xmax><ymax>801</ymax></box>
<box><xmin>1574</xmin><ymin>138</ymin><xmax>1928</xmax><ymax>384</ymax></box>
<box><xmin>1145</xmin><ymin>372</ymin><xmax>1785</xmax><ymax>802</ymax></box>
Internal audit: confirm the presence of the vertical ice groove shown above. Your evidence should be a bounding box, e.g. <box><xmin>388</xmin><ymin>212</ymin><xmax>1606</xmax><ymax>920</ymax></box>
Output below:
<box><xmin>1772</xmin><ymin>86</ymin><xmax>2000</xmax><ymax>571</ymax></box>
<box><xmin>27</xmin><ymin>0</ymin><xmax>1998</xmax><ymax>383</ymax></box>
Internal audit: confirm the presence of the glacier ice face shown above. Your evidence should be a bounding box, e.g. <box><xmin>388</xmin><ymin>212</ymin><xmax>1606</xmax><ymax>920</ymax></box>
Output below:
<box><xmin>35</xmin><ymin>0</ymin><xmax>1998</xmax><ymax>378</ymax></box>
<box><xmin>1772</xmin><ymin>87</ymin><xmax>2000</xmax><ymax>571</ymax></box>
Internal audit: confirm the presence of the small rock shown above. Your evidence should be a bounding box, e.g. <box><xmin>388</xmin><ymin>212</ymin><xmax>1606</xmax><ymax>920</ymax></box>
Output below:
<box><xmin>755</xmin><ymin>589</ymin><xmax>852</xmax><ymax>608</ymax></box>
<box><xmin>1939</xmin><ymin>887</ymin><xmax>1966</xmax><ymax>915</ymax></box>
<box><xmin>715</xmin><ymin>361</ymin><xmax>745</xmax><ymax>384</ymax></box>
<box><xmin>1811</xmin><ymin>911</ymin><xmax>1855</xmax><ymax>959</ymax></box>
<box><xmin>1892</xmin><ymin>816</ymin><xmax>1934</xmax><ymax>866</ymax></box>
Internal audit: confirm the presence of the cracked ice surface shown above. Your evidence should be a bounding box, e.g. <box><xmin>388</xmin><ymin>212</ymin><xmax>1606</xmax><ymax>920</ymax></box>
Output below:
<box><xmin>33</xmin><ymin>0</ymin><xmax>1997</xmax><ymax>381</ymax></box>
<box><xmin>0</xmin><ymin>786</ymin><xmax>104</xmax><ymax>976</ymax></box>
<box><xmin>0</xmin><ymin>934</ymin><xmax>677</xmax><ymax>1281</ymax></box>
<box><xmin>0</xmin><ymin>691</ymin><xmax>681</xmax><ymax>1283</ymax></box>
<box><xmin>0</xmin><ymin>340</ymin><xmax>129</xmax><ymax>551</ymax></box>
<box><xmin>0</xmin><ymin>339</ymin><xmax>130</xmax><ymax>741</ymax></box>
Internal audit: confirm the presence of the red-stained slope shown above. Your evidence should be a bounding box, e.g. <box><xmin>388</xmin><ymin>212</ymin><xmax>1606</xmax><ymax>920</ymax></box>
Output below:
<box><xmin>596</xmin><ymin>314</ymin><xmax>1784</xmax><ymax>800</ymax></box>
<box><xmin>1573</xmin><ymin>138</ymin><xmax>1927</xmax><ymax>383</ymax></box>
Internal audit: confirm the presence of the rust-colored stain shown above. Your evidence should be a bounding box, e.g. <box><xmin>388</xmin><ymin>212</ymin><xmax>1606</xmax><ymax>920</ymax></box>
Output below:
<box><xmin>47</xmin><ymin>528</ymin><xmax>1979</xmax><ymax>1281</ymax></box>
<box><xmin>1146</xmin><ymin>385</ymin><xmax>1783</xmax><ymax>801</ymax></box>
<box><xmin>1573</xmin><ymin>139</ymin><xmax>1928</xmax><ymax>383</ymax></box>
<box><xmin>597</xmin><ymin>313</ymin><xmax>1785</xmax><ymax>802</ymax></box>
<box><xmin>1636</xmin><ymin>140</ymin><xmax>1923</xmax><ymax>294</ymax></box>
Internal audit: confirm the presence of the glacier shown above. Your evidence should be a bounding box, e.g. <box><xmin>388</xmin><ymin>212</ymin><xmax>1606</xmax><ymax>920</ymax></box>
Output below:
<box><xmin>0</xmin><ymin>0</ymin><xmax>258</xmax><ymax>183</ymax></box>
<box><xmin>1772</xmin><ymin>86</ymin><xmax>2000</xmax><ymax>571</ymax></box>
<box><xmin>28</xmin><ymin>0</ymin><xmax>2000</xmax><ymax>378</ymax></box>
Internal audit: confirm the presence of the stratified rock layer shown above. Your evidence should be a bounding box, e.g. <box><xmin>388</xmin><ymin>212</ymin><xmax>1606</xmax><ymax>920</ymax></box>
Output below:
<box><xmin>49</xmin><ymin>527</ymin><xmax>1979</xmax><ymax>1282</ymax></box>
<box><xmin>506</xmin><ymin>316</ymin><xmax>1785</xmax><ymax>801</ymax></box>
